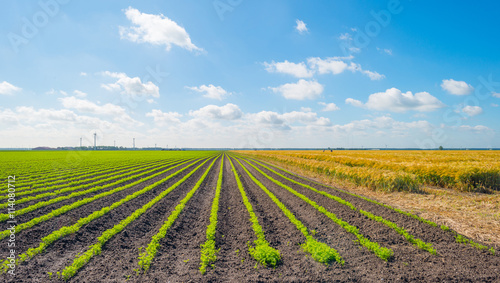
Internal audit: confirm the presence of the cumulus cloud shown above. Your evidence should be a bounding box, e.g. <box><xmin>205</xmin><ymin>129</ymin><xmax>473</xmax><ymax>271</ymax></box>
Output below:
<box><xmin>492</xmin><ymin>92</ymin><xmax>500</xmax><ymax>98</ymax></box>
<box><xmin>306</xmin><ymin>57</ymin><xmax>383</xmax><ymax>80</ymax></box>
<box><xmin>318</xmin><ymin>102</ymin><xmax>340</xmax><ymax>112</ymax></box>
<box><xmin>73</xmin><ymin>90</ymin><xmax>87</xmax><ymax>98</ymax></box>
<box><xmin>101</xmin><ymin>71</ymin><xmax>159</xmax><ymax>98</ymax></box>
<box><xmin>345</xmin><ymin>98</ymin><xmax>364</xmax><ymax>108</ymax></box>
<box><xmin>346</xmin><ymin>88</ymin><xmax>445</xmax><ymax>112</ymax></box>
<box><xmin>307</xmin><ymin>57</ymin><xmax>348</xmax><ymax>75</ymax></box>
<box><xmin>17</xmin><ymin>106</ymin><xmax>77</xmax><ymax>122</ymax></box>
<box><xmin>146</xmin><ymin>109</ymin><xmax>182</xmax><ymax>126</ymax></box>
<box><xmin>346</xmin><ymin>62</ymin><xmax>385</xmax><ymax>80</ymax></box>
<box><xmin>187</xmin><ymin>84</ymin><xmax>230</xmax><ymax>100</ymax></box>
<box><xmin>270</xmin><ymin>79</ymin><xmax>323</xmax><ymax>100</ymax></box>
<box><xmin>263</xmin><ymin>60</ymin><xmax>313</xmax><ymax>78</ymax></box>
<box><xmin>119</xmin><ymin>7</ymin><xmax>202</xmax><ymax>52</ymax></box>
<box><xmin>189</xmin><ymin>103</ymin><xmax>242</xmax><ymax>120</ymax></box>
<box><xmin>0</xmin><ymin>81</ymin><xmax>21</xmax><ymax>95</ymax></box>
<box><xmin>459</xmin><ymin>125</ymin><xmax>492</xmax><ymax>132</ymax></box>
<box><xmin>462</xmin><ymin>105</ymin><xmax>483</xmax><ymax>117</ymax></box>
<box><xmin>295</xmin><ymin>19</ymin><xmax>308</xmax><ymax>34</ymax></box>
<box><xmin>441</xmin><ymin>79</ymin><xmax>474</xmax><ymax>95</ymax></box>
<box><xmin>59</xmin><ymin>96</ymin><xmax>141</xmax><ymax>125</ymax></box>
<box><xmin>248</xmin><ymin>110</ymin><xmax>330</xmax><ymax>127</ymax></box>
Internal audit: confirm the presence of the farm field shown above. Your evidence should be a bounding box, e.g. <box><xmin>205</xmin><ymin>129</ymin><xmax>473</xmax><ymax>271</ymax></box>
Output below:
<box><xmin>1</xmin><ymin>151</ymin><xmax>499</xmax><ymax>282</ymax></box>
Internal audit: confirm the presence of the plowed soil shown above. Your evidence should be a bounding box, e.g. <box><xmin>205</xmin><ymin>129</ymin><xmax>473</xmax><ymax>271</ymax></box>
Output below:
<box><xmin>2</xmin><ymin>154</ymin><xmax>499</xmax><ymax>282</ymax></box>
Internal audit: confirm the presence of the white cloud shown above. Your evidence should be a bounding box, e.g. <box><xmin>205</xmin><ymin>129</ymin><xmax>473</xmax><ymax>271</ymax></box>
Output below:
<box><xmin>492</xmin><ymin>103</ymin><xmax>499</xmax><ymax>107</ymax></box>
<box><xmin>101</xmin><ymin>71</ymin><xmax>159</xmax><ymax>98</ymax></box>
<box><xmin>462</xmin><ymin>105</ymin><xmax>483</xmax><ymax>117</ymax></box>
<box><xmin>346</xmin><ymin>62</ymin><xmax>385</xmax><ymax>80</ymax></box>
<box><xmin>270</xmin><ymin>79</ymin><xmax>324</xmax><ymax>100</ymax></box>
<box><xmin>119</xmin><ymin>7</ymin><xmax>202</xmax><ymax>52</ymax></box>
<box><xmin>345</xmin><ymin>98</ymin><xmax>364</xmax><ymax>108</ymax></box>
<box><xmin>146</xmin><ymin>109</ymin><xmax>182</xmax><ymax>126</ymax></box>
<box><xmin>492</xmin><ymin>92</ymin><xmax>500</xmax><ymax>98</ymax></box>
<box><xmin>17</xmin><ymin>106</ymin><xmax>77</xmax><ymax>122</ymax></box>
<box><xmin>73</xmin><ymin>90</ymin><xmax>87</xmax><ymax>98</ymax></box>
<box><xmin>459</xmin><ymin>125</ymin><xmax>492</xmax><ymax>132</ymax></box>
<box><xmin>59</xmin><ymin>96</ymin><xmax>141</xmax><ymax>125</ymax></box>
<box><xmin>307</xmin><ymin>57</ymin><xmax>348</xmax><ymax>75</ymax></box>
<box><xmin>441</xmin><ymin>79</ymin><xmax>474</xmax><ymax>95</ymax></box>
<box><xmin>187</xmin><ymin>84</ymin><xmax>230</xmax><ymax>100</ymax></box>
<box><xmin>189</xmin><ymin>103</ymin><xmax>242</xmax><ymax>120</ymax></box>
<box><xmin>318</xmin><ymin>102</ymin><xmax>340</xmax><ymax>112</ymax></box>
<box><xmin>45</xmin><ymin>89</ymin><xmax>68</xmax><ymax>96</ymax></box>
<box><xmin>0</xmin><ymin>81</ymin><xmax>21</xmax><ymax>95</ymax></box>
<box><xmin>263</xmin><ymin>60</ymin><xmax>313</xmax><ymax>78</ymax></box>
<box><xmin>307</xmin><ymin>57</ymin><xmax>383</xmax><ymax>80</ymax></box>
<box><xmin>346</xmin><ymin>88</ymin><xmax>445</xmax><ymax>112</ymax></box>
<box><xmin>295</xmin><ymin>19</ymin><xmax>308</xmax><ymax>34</ymax></box>
<box><xmin>248</xmin><ymin>110</ymin><xmax>331</xmax><ymax>127</ymax></box>
<box><xmin>80</xmin><ymin>72</ymin><xmax>88</xmax><ymax>76</ymax></box>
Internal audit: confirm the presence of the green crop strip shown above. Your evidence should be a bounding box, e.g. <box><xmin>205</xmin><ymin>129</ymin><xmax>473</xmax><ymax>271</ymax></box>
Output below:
<box><xmin>247</xmin><ymin>158</ymin><xmax>437</xmax><ymax>255</ymax></box>
<box><xmin>137</xmin><ymin>156</ymin><xmax>221</xmax><ymax>272</ymax></box>
<box><xmin>246</xmin><ymin>157</ymin><xmax>497</xmax><ymax>257</ymax></box>
<box><xmin>232</xmin><ymin>157</ymin><xmax>344</xmax><ymax>265</ymax></box>
<box><xmin>238</xmin><ymin>157</ymin><xmax>393</xmax><ymax>261</ymax></box>
<box><xmin>0</xmin><ymin>158</ymin><xmax>200</xmax><ymax>240</ymax></box>
<box><xmin>0</xmin><ymin>157</ymin><xmax>211</xmax><ymax>274</ymax></box>
<box><xmin>227</xmin><ymin>157</ymin><xmax>281</xmax><ymax>268</ymax></box>
<box><xmin>2</xmin><ymin>159</ymin><xmax>162</xmax><ymax>195</ymax></box>
<box><xmin>0</xmin><ymin>159</ymin><xmax>179</xmax><ymax>206</ymax></box>
<box><xmin>8</xmin><ymin>159</ymin><xmax>149</xmax><ymax>190</ymax></box>
<box><xmin>61</xmin><ymin>156</ymin><xmax>217</xmax><ymax>280</ymax></box>
<box><xmin>199</xmin><ymin>156</ymin><xmax>224</xmax><ymax>274</ymax></box>
<box><xmin>0</xmin><ymin>158</ymin><xmax>193</xmax><ymax>224</ymax></box>
<box><xmin>0</xmin><ymin>159</ymin><xmax>165</xmax><ymax>198</ymax></box>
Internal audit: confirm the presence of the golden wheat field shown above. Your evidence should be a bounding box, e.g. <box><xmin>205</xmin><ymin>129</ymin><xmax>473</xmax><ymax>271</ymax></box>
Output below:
<box><xmin>236</xmin><ymin>150</ymin><xmax>500</xmax><ymax>193</ymax></box>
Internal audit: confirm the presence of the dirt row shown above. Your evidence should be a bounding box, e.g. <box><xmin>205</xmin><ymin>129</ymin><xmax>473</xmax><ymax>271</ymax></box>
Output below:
<box><xmin>2</xmin><ymin>154</ymin><xmax>499</xmax><ymax>282</ymax></box>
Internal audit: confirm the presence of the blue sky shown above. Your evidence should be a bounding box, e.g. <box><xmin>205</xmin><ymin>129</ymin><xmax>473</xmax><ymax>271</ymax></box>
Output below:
<box><xmin>1</xmin><ymin>0</ymin><xmax>499</xmax><ymax>148</ymax></box>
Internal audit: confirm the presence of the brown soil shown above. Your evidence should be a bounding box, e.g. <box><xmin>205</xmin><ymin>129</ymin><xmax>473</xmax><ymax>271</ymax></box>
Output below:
<box><xmin>2</xmin><ymin>154</ymin><xmax>499</xmax><ymax>282</ymax></box>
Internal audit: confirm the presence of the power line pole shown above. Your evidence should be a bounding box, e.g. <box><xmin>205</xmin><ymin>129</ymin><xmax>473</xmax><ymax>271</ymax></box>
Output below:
<box><xmin>93</xmin><ymin>132</ymin><xmax>97</xmax><ymax>150</ymax></box>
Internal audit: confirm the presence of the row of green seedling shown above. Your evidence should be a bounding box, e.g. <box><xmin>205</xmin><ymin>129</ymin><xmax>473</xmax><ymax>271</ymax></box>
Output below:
<box><xmin>137</xmin><ymin>156</ymin><xmax>220</xmax><ymax>272</ymax></box>
<box><xmin>2</xmin><ymin>159</ymin><xmax>161</xmax><ymax>194</ymax></box>
<box><xmin>227</xmin><ymin>157</ymin><xmax>281</xmax><ymax>268</ymax></box>
<box><xmin>0</xmin><ymin>159</ymin><xmax>175</xmax><ymax>203</ymax></box>
<box><xmin>231</xmin><ymin>156</ymin><xmax>344</xmax><ymax>265</ymax></box>
<box><xmin>0</xmin><ymin>158</ymin><xmax>201</xmax><ymax>241</ymax></box>
<box><xmin>62</xmin><ymin>156</ymin><xmax>217</xmax><ymax>280</ymax></box>
<box><xmin>199</xmin><ymin>156</ymin><xmax>224</xmax><ymax>274</ymax></box>
<box><xmin>238</xmin><ymin>157</ymin><xmax>394</xmax><ymax>261</ymax></box>
<box><xmin>0</xmin><ymin>158</ymin><xmax>193</xmax><ymax>223</ymax></box>
<box><xmin>1</xmin><ymin>159</ymin><xmax>165</xmax><ymax>196</ymax></box>
<box><xmin>0</xmin><ymin>156</ymin><xmax>210</xmax><ymax>274</ymax></box>
<box><xmin>9</xmin><ymin>158</ymin><xmax>147</xmax><ymax>189</ymax></box>
<box><xmin>251</xmin><ymin>157</ymin><xmax>497</xmax><ymax>256</ymax></box>
<box><xmin>247</xmin><ymin>158</ymin><xmax>437</xmax><ymax>255</ymax></box>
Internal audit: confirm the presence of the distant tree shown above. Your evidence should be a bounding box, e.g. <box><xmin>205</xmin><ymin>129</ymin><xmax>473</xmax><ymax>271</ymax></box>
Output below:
<box><xmin>439</xmin><ymin>146</ymin><xmax>444</xmax><ymax>150</ymax></box>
